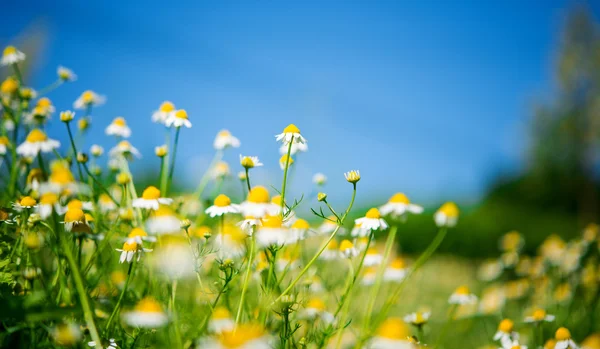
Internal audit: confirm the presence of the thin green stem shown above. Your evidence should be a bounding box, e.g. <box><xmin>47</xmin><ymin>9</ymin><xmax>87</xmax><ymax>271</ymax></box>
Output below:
<box><xmin>235</xmin><ymin>232</ymin><xmax>256</xmax><ymax>325</ymax></box>
<box><xmin>245</xmin><ymin>168</ymin><xmax>251</xmax><ymax>192</ymax></box>
<box><xmin>82</xmin><ymin>163</ymin><xmax>119</xmax><ymax>205</ymax></box>
<box><xmin>105</xmin><ymin>260</ymin><xmax>135</xmax><ymax>332</ymax></box>
<box><xmin>166</xmin><ymin>127</ymin><xmax>181</xmax><ymax>195</ymax></box>
<box><xmin>65</xmin><ymin>122</ymin><xmax>85</xmax><ymax>181</ymax></box>
<box><xmin>280</xmin><ymin>138</ymin><xmax>294</xmax><ymax>218</ymax></box>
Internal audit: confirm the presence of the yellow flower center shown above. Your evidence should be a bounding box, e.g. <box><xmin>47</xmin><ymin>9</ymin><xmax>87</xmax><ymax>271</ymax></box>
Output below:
<box><xmin>414</xmin><ymin>312</ymin><xmax>426</xmax><ymax>324</ymax></box>
<box><xmin>0</xmin><ymin>136</ymin><xmax>9</xmax><ymax>145</ymax></box>
<box><xmin>455</xmin><ymin>285</ymin><xmax>470</xmax><ymax>295</ymax></box>
<box><xmin>218</xmin><ymin>324</ymin><xmax>264</xmax><ymax>348</ymax></box>
<box><xmin>40</xmin><ymin>193</ymin><xmax>58</xmax><ymax>205</ymax></box>
<box><xmin>240</xmin><ymin>156</ymin><xmax>255</xmax><ymax>168</ymax></box>
<box><xmin>339</xmin><ymin>239</ymin><xmax>354</xmax><ymax>251</ymax></box>
<box><xmin>65</xmin><ymin>209</ymin><xmax>85</xmax><ymax>223</ymax></box>
<box><xmin>82</xmin><ymin>90</ymin><xmax>95</xmax><ymax>103</ymax></box>
<box><xmin>271</xmin><ymin>195</ymin><xmax>283</xmax><ymax>206</ymax></box>
<box><xmin>247</xmin><ymin>186</ymin><xmax>270</xmax><ymax>203</ymax></box>
<box><xmin>113</xmin><ymin>117</ymin><xmax>126</xmax><ymax>126</ymax></box>
<box><xmin>439</xmin><ymin>202</ymin><xmax>459</xmax><ymax>218</ymax></box>
<box><xmin>544</xmin><ymin>339</ymin><xmax>557</xmax><ymax>349</ymax></box>
<box><xmin>1</xmin><ymin>77</ymin><xmax>18</xmax><ymax>94</ymax></box>
<box><xmin>50</xmin><ymin>168</ymin><xmax>74</xmax><ymax>185</ymax></box>
<box><xmin>307</xmin><ymin>298</ymin><xmax>326</xmax><ymax>311</ymax></box>
<box><xmin>175</xmin><ymin>109</ymin><xmax>188</xmax><ymax>119</ymax></box>
<box><xmin>118</xmin><ymin>140</ymin><xmax>132</xmax><ymax>150</ymax></box>
<box><xmin>283</xmin><ymin>124</ymin><xmax>300</xmax><ymax>134</ymax></box>
<box><xmin>159</xmin><ymin>101</ymin><xmax>175</xmax><ymax>112</ymax></box>
<box><xmin>214</xmin><ymin>194</ymin><xmax>232</xmax><ymax>207</ymax></box>
<box><xmin>134</xmin><ymin>297</ymin><xmax>162</xmax><ymax>313</ymax></box>
<box><xmin>390</xmin><ymin>258</ymin><xmax>406</xmax><ymax>269</ymax></box>
<box><xmin>326</xmin><ymin>239</ymin><xmax>339</xmax><ymax>250</ymax></box>
<box><xmin>532</xmin><ymin>309</ymin><xmax>546</xmax><ymax>321</ymax></box>
<box><xmin>151</xmin><ymin>205</ymin><xmax>175</xmax><ymax>217</ymax></box>
<box><xmin>67</xmin><ymin>200</ymin><xmax>83</xmax><ymax>210</ymax></box>
<box><xmin>292</xmin><ymin>219</ymin><xmax>310</xmax><ymax>229</ymax></box>
<box><xmin>502</xmin><ymin>231</ymin><xmax>522</xmax><ymax>251</ymax></box>
<box><xmin>99</xmin><ymin>193</ymin><xmax>113</xmax><ymax>203</ymax></box>
<box><xmin>498</xmin><ymin>319</ymin><xmax>514</xmax><ymax>333</ymax></box>
<box><xmin>121</xmin><ymin>240</ymin><xmax>137</xmax><ymax>252</ymax></box>
<box><xmin>85</xmin><ymin>213</ymin><xmax>94</xmax><ymax>222</ymax></box>
<box><xmin>193</xmin><ymin>226</ymin><xmax>212</xmax><ymax>238</ymax></box>
<box><xmin>218</xmin><ymin>130</ymin><xmax>231</xmax><ymax>137</ymax></box>
<box><xmin>376</xmin><ymin>318</ymin><xmax>410</xmax><ymax>340</ymax></box>
<box><xmin>555</xmin><ymin>327</ymin><xmax>571</xmax><ymax>341</ymax></box>
<box><xmin>128</xmin><ymin>228</ymin><xmax>148</xmax><ymax>238</ymax></box>
<box><xmin>141</xmin><ymin>186</ymin><xmax>161</xmax><ymax>200</ymax></box>
<box><xmin>37</xmin><ymin>97</ymin><xmax>52</xmax><ymax>108</ymax></box>
<box><xmin>212</xmin><ymin>306</ymin><xmax>231</xmax><ymax>320</ymax></box>
<box><xmin>26</xmin><ymin>129</ymin><xmax>48</xmax><ymax>143</ymax></box>
<box><xmin>262</xmin><ymin>215</ymin><xmax>283</xmax><ymax>229</ymax></box>
<box><xmin>365</xmin><ymin>208</ymin><xmax>381</xmax><ymax>219</ymax></box>
<box><xmin>279</xmin><ymin>154</ymin><xmax>294</xmax><ymax>166</ymax></box>
<box><xmin>3</xmin><ymin>46</ymin><xmax>17</xmax><ymax>56</ymax></box>
<box><xmin>20</xmin><ymin>196</ymin><xmax>37</xmax><ymax>207</ymax></box>
<box><xmin>389</xmin><ymin>193</ymin><xmax>410</xmax><ymax>204</ymax></box>
<box><xmin>510</xmin><ymin>346</ymin><xmax>521</xmax><ymax>349</ymax></box>
<box><xmin>366</xmin><ymin>247</ymin><xmax>379</xmax><ymax>256</ymax></box>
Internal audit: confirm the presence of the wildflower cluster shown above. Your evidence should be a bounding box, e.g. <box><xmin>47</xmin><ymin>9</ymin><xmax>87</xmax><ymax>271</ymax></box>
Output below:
<box><xmin>0</xmin><ymin>44</ymin><xmax>598</xmax><ymax>349</ymax></box>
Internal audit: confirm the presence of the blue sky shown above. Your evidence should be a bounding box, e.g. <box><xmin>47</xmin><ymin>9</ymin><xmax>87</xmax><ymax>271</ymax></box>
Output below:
<box><xmin>3</xmin><ymin>1</ymin><xmax>599</xmax><ymax>206</ymax></box>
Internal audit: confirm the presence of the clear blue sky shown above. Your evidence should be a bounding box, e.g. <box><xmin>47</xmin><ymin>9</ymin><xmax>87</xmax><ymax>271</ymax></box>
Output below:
<box><xmin>3</xmin><ymin>1</ymin><xmax>599</xmax><ymax>206</ymax></box>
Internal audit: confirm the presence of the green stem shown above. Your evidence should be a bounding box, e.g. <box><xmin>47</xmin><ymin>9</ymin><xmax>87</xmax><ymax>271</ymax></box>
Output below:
<box><xmin>362</xmin><ymin>225</ymin><xmax>398</xmax><ymax>332</ymax></box>
<box><xmin>171</xmin><ymin>280</ymin><xmax>183</xmax><ymax>349</ymax></box>
<box><xmin>235</xmin><ymin>232</ymin><xmax>256</xmax><ymax>325</ymax></box>
<box><xmin>37</xmin><ymin>80</ymin><xmax>63</xmax><ymax>96</ymax></box>
<box><xmin>434</xmin><ymin>304</ymin><xmax>457</xmax><ymax>348</ymax></box>
<box><xmin>105</xmin><ymin>260</ymin><xmax>135</xmax><ymax>332</ymax></box>
<box><xmin>166</xmin><ymin>127</ymin><xmax>181</xmax><ymax>195</ymax></box>
<box><xmin>58</xmin><ymin>228</ymin><xmax>103</xmax><ymax>349</ymax></box>
<box><xmin>65</xmin><ymin>122</ymin><xmax>85</xmax><ymax>182</ymax></box>
<box><xmin>280</xmin><ymin>138</ymin><xmax>294</xmax><ymax>218</ymax></box>
<box><xmin>245</xmin><ymin>168</ymin><xmax>251</xmax><ymax>192</ymax></box>
<box><xmin>82</xmin><ymin>163</ymin><xmax>119</xmax><ymax>205</ymax></box>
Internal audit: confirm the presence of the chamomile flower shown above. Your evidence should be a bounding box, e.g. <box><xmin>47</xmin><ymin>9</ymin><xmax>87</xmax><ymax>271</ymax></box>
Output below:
<box><xmin>239</xmin><ymin>186</ymin><xmax>272</xmax><ymax>218</ymax></box>
<box><xmin>51</xmin><ymin>323</ymin><xmax>81</xmax><ymax>346</ymax></box>
<box><xmin>275</xmin><ymin>124</ymin><xmax>306</xmax><ymax>145</ymax></box>
<box><xmin>98</xmin><ymin>193</ymin><xmax>118</xmax><ymax>212</ymax></box>
<box><xmin>152</xmin><ymin>101</ymin><xmax>176</xmax><ymax>124</ymax></box>
<box><xmin>0</xmin><ymin>136</ymin><xmax>9</xmax><ymax>155</ymax></box>
<box><xmin>362</xmin><ymin>267</ymin><xmax>378</xmax><ymax>286</ymax></box>
<box><xmin>379</xmin><ymin>193</ymin><xmax>423</xmax><ymax>218</ymax></box>
<box><xmin>150</xmin><ymin>236</ymin><xmax>194</xmax><ymax>280</ymax></box>
<box><xmin>581</xmin><ymin>334</ymin><xmax>600</xmax><ymax>349</ymax></box>
<box><xmin>384</xmin><ymin>257</ymin><xmax>408</xmax><ymax>282</ymax></box>
<box><xmin>313</xmin><ymin>173</ymin><xmax>327</xmax><ymax>186</ymax></box>
<box><xmin>208</xmin><ymin>307</ymin><xmax>234</xmax><ymax>334</ymax></box>
<box><xmin>122</xmin><ymin>297</ymin><xmax>168</xmax><ymax>328</ymax></box>
<box><xmin>213</xmin><ymin>130</ymin><xmax>240</xmax><ymax>150</ymax></box>
<box><xmin>355</xmin><ymin>208</ymin><xmax>388</xmax><ymax>231</ymax></box>
<box><xmin>240</xmin><ymin>155</ymin><xmax>263</xmax><ymax>169</ymax></box>
<box><xmin>146</xmin><ymin>205</ymin><xmax>181</xmax><ymax>235</ymax></box>
<box><xmin>290</xmin><ymin>218</ymin><xmax>310</xmax><ymax>241</ymax></box>
<box><xmin>494</xmin><ymin>319</ymin><xmax>518</xmax><ymax>347</ymax></box>
<box><xmin>370</xmin><ymin>318</ymin><xmax>415</xmax><ymax>349</ymax></box>
<box><xmin>127</xmin><ymin>227</ymin><xmax>156</xmax><ymax>244</ymax></box>
<box><xmin>1</xmin><ymin>46</ymin><xmax>26</xmax><ymax>66</ymax></box>
<box><xmin>238</xmin><ymin>216</ymin><xmax>262</xmax><ymax>234</ymax></box>
<box><xmin>36</xmin><ymin>193</ymin><xmax>61</xmax><ymax>219</ymax></box>
<box><xmin>13</xmin><ymin>196</ymin><xmax>37</xmax><ymax>212</ymax></box>
<box><xmin>57</xmin><ymin>66</ymin><xmax>77</xmax><ymax>82</ymax></box>
<box><xmin>449</xmin><ymin>285</ymin><xmax>478</xmax><ymax>305</ymax></box>
<box><xmin>213</xmin><ymin>223</ymin><xmax>247</xmax><ymax>259</ymax></box>
<box><xmin>279</xmin><ymin>154</ymin><xmax>294</xmax><ymax>170</ymax></box>
<box><xmin>554</xmin><ymin>328</ymin><xmax>578</xmax><ymax>349</ymax></box>
<box><xmin>109</xmin><ymin>140</ymin><xmax>141</xmax><ymax>159</ymax></box>
<box><xmin>479</xmin><ymin>286</ymin><xmax>506</xmax><ymax>315</ymax></box>
<box><xmin>318</xmin><ymin>216</ymin><xmax>340</xmax><ymax>235</ymax></box>
<box><xmin>116</xmin><ymin>239</ymin><xmax>152</xmax><ymax>263</ymax></box>
<box><xmin>165</xmin><ymin>109</ymin><xmax>192</xmax><ymax>128</ymax></box>
<box><xmin>198</xmin><ymin>324</ymin><xmax>270</xmax><ymax>349</ymax></box>
<box><xmin>105</xmin><ymin>117</ymin><xmax>131</xmax><ymax>138</ymax></box>
<box><xmin>256</xmin><ymin>215</ymin><xmax>289</xmax><ymax>248</ymax></box>
<box><xmin>477</xmin><ymin>259</ymin><xmax>504</xmax><ymax>282</ymax></box>
<box><xmin>500</xmin><ymin>230</ymin><xmax>525</xmax><ymax>252</ymax></box>
<box><xmin>299</xmin><ymin>297</ymin><xmax>334</xmax><ymax>324</ymax></box>
<box><xmin>212</xmin><ymin>161</ymin><xmax>230</xmax><ymax>179</ymax></box>
<box><xmin>16</xmin><ymin>129</ymin><xmax>60</xmax><ymax>157</ymax></box>
<box><xmin>88</xmin><ymin>338</ymin><xmax>117</xmax><ymax>349</ymax></box>
<box><xmin>364</xmin><ymin>247</ymin><xmax>384</xmax><ymax>266</ymax></box>
<box><xmin>206</xmin><ymin>194</ymin><xmax>240</xmax><ymax>217</ymax></box>
<box><xmin>279</xmin><ymin>142</ymin><xmax>308</xmax><ymax>155</ymax></box>
<box><xmin>74</xmin><ymin>90</ymin><xmax>106</xmax><ymax>109</ymax></box>
<box><xmin>403</xmin><ymin>311</ymin><xmax>431</xmax><ymax>327</ymax></box>
<box><xmin>344</xmin><ymin>170</ymin><xmax>361</xmax><ymax>184</ymax></box>
<box><xmin>339</xmin><ymin>239</ymin><xmax>359</xmax><ymax>258</ymax></box>
<box><xmin>434</xmin><ymin>202</ymin><xmax>459</xmax><ymax>227</ymax></box>
<box><xmin>524</xmin><ymin>308</ymin><xmax>555</xmax><ymax>323</ymax></box>
<box><xmin>132</xmin><ymin>186</ymin><xmax>173</xmax><ymax>210</ymax></box>
<box><xmin>90</xmin><ymin>144</ymin><xmax>104</xmax><ymax>157</ymax></box>
<box><xmin>63</xmin><ymin>208</ymin><xmax>91</xmax><ymax>233</ymax></box>
<box><xmin>502</xmin><ymin>340</ymin><xmax>527</xmax><ymax>349</ymax></box>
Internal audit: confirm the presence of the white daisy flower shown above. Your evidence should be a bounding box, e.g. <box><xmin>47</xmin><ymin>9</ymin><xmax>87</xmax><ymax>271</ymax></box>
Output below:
<box><xmin>434</xmin><ymin>202</ymin><xmax>459</xmax><ymax>228</ymax></box>
<box><xmin>109</xmin><ymin>140</ymin><xmax>141</xmax><ymax>159</ymax></box>
<box><xmin>312</xmin><ymin>173</ymin><xmax>327</xmax><ymax>186</ymax></box>
<box><xmin>238</xmin><ymin>216</ymin><xmax>262</xmax><ymax>235</ymax></box>
<box><xmin>205</xmin><ymin>194</ymin><xmax>240</xmax><ymax>217</ymax></box>
<box><xmin>240</xmin><ymin>155</ymin><xmax>263</xmax><ymax>169</ymax></box>
<box><xmin>379</xmin><ymin>193</ymin><xmax>423</xmax><ymax>218</ymax></box>
<box><xmin>0</xmin><ymin>136</ymin><xmax>9</xmax><ymax>155</ymax></box>
<box><xmin>62</xmin><ymin>208</ymin><xmax>91</xmax><ymax>233</ymax></box>
<box><xmin>115</xmin><ymin>239</ymin><xmax>152</xmax><ymax>263</ymax></box>
<box><xmin>339</xmin><ymin>239</ymin><xmax>359</xmax><ymax>259</ymax></box>
<box><xmin>13</xmin><ymin>196</ymin><xmax>38</xmax><ymax>211</ymax></box>
<box><xmin>279</xmin><ymin>154</ymin><xmax>294</xmax><ymax>170</ymax></box>
<box><xmin>369</xmin><ymin>318</ymin><xmax>416</xmax><ymax>349</ymax></box>
<box><xmin>105</xmin><ymin>117</ymin><xmax>131</xmax><ymax>138</ymax></box>
<box><xmin>90</xmin><ymin>144</ymin><xmax>104</xmax><ymax>157</ymax></box>
<box><xmin>384</xmin><ymin>258</ymin><xmax>408</xmax><ymax>282</ymax></box>
<box><xmin>493</xmin><ymin>319</ymin><xmax>518</xmax><ymax>348</ymax></box>
<box><xmin>255</xmin><ymin>216</ymin><xmax>290</xmax><ymax>248</ymax></box>
<box><xmin>279</xmin><ymin>141</ymin><xmax>308</xmax><ymax>155</ymax></box>
<box><xmin>501</xmin><ymin>340</ymin><xmax>527</xmax><ymax>349</ymax></box>
<box><xmin>317</xmin><ymin>216</ymin><xmax>339</xmax><ymax>235</ymax></box>
<box><xmin>403</xmin><ymin>311</ymin><xmax>430</xmax><ymax>327</ymax></box>
<box><xmin>344</xmin><ymin>170</ymin><xmax>361</xmax><ymax>184</ymax></box>
<box><xmin>363</xmin><ymin>247</ymin><xmax>383</xmax><ymax>266</ymax></box>
<box><xmin>127</xmin><ymin>227</ymin><xmax>157</xmax><ymax>245</ymax></box>
<box><xmin>275</xmin><ymin>124</ymin><xmax>306</xmax><ymax>145</ymax></box>
<box><xmin>355</xmin><ymin>208</ymin><xmax>388</xmax><ymax>231</ymax></box>
<box><xmin>146</xmin><ymin>206</ymin><xmax>181</xmax><ymax>235</ymax></box>
<box><xmin>88</xmin><ymin>338</ymin><xmax>118</xmax><ymax>349</ymax></box>
<box><xmin>152</xmin><ymin>101</ymin><xmax>176</xmax><ymax>124</ymax></box>
<box><xmin>239</xmin><ymin>186</ymin><xmax>272</xmax><ymax>219</ymax></box>
<box><xmin>208</xmin><ymin>307</ymin><xmax>234</xmax><ymax>334</ymax></box>
<box><xmin>197</xmin><ymin>324</ymin><xmax>271</xmax><ymax>349</ymax></box>
<box><xmin>57</xmin><ymin>66</ymin><xmax>77</xmax><ymax>82</ymax></box>
<box><xmin>213</xmin><ymin>129</ymin><xmax>240</xmax><ymax>150</ymax></box>
<box><xmin>98</xmin><ymin>193</ymin><xmax>118</xmax><ymax>213</ymax></box>
<box><xmin>132</xmin><ymin>186</ymin><xmax>173</xmax><ymax>210</ymax></box>
<box><xmin>73</xmin><ymin>90</ymin><xmax>106</xmax><ymax>109</ymax></box>
<box><xmin>35</xmin><ymin>193</ymin><xmax>61</xmax><ymax>219</ymax></box>
<box><xmin>298</xmin><ymin>298</ymin><xmax>335</xmax><ymax>324</ymax></box>
<box><xmin>350</xmin><ymin>222</ymin><xmax>370</xmax><ymax>238</ymax></box>
<box><xmin>289</xmin><ymin>218</ymin><xmax>310</xmax><ymax>242</ymax></box>
<box><xmin>165</xmin><ymin>109</ymin><xmax>192</xmax><ymax>128</ymax></box>
<box><xmin>448</xmin><ymin>285</ymin><xmax>478</xmax><ymax>305</ymax></box>
<box><xmin>212</xmin><ymin>224</ymin><xmax>247</xmax><ymax>259</ymax></box>
<box><xmin>1</xmin><ymin>46</ymin><xmax>26</xmax><ymax>66</ymax></box>
<box><xmin>16</xmin><ymin>129</ymin><xmax>60</xmax><ymax>158</ymax></box>
<box><xmin>524</xmin><ymin>309</ymin><xmax>555</xmax><ymax>323</ymax></box>
<box><xmin>122</xmin><ymin>297</ymin><xmax>168</xmax><ymax>328</ymax></box>
<box><xmin>554</xmin><ymin>327</ymin><xmax>578</xmax><ymax>349</ymax></box>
